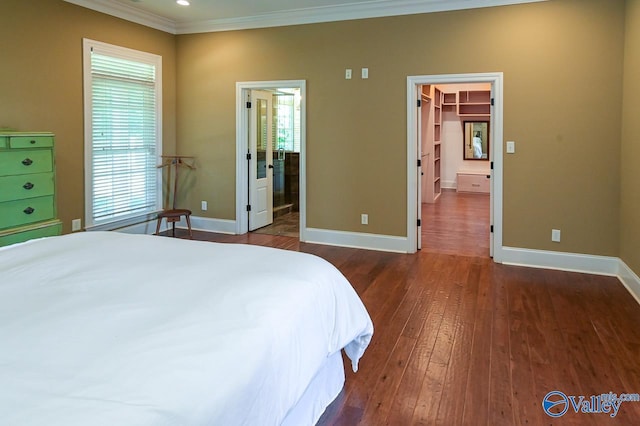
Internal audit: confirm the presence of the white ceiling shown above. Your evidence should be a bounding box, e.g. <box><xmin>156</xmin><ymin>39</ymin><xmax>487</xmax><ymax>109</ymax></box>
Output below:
<box><xmin>64</xmin><ymin>0</ymin><xmax>546</xmax><ymax>34</ymax></box>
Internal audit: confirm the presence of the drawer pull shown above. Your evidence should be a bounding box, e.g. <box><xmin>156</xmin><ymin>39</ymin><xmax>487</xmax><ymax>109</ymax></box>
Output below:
<box><xmin>22</xmin><ymin>158</ymin><xmax>33</xmax><ymax>166</ymax></box>
<box><xmin>30</xmin><ymin>140</ymin><xmax>36</xmax><ymax>144</ymax></box>
<box><xmin>23</xmin><ymin>182</ymin><xmax>35</xmax><ymax>190</ymax></box>
<box><xmin>472</xmin><ymin>184</ymin><xmax>480</xmax><ymax>187</ymax></box>
<box><xmin>23</xmin><ymin>207</ymin><xmax>35</xmax><ymax>215</ymax></box>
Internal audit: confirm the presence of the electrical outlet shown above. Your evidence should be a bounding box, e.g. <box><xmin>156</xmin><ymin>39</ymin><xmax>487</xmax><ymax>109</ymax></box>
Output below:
<box><xmin>345</xmin><ymin>69</ymin><xmax>352</xmax><ymax>80</ymax></box>
<box><xmin>201</xmin><ymin>200</ymin><xmax>208</xmax><ymax>211</ymax></box>
<box><xmin>551</xmin><ymin>229</ymin><xmax>561</xmax><ymax>242</ymax></box>
<box><xmin>72</xmin><ymin>219</ymin><xmax>82</xmax><ymax>232</ymax></box>
<box><xmin>361</xmin><ymin>214</ymin><xmax>368</xmax><ymax>225</ymax></box>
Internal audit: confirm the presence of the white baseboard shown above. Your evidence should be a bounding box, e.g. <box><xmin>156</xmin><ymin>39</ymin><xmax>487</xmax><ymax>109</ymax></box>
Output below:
<box><xmin>304</xmin><ymin>227</ymin><xmax>408</xmax><ymax>253</ymax></box>
<box><xmin>501</xmin><ymin>246</ymin><xmax>620</xmax><ymax>276</ymax></box>
<box><xmin>115</xmin><ymin>216</ymin><xmax>236</xmax><ymax>235</ymax></box>
<box><xmin>501</xmin><ymin>246</ymin><xmax>640</xmax><ymax>306</ymax></box>
<box><xmin>618</xmin><ymin>259</ymin><xmax>640</xmax><ymax>306</ymax></box>
<box><xmin>441</xmin><ymin>180</ymin><xmax>456</xmax><ymax>189</ymax></box>
<box><xmin>188</xmin><ymin>216</ymin><xmax>237</xmax><ymax>234</ymax></box>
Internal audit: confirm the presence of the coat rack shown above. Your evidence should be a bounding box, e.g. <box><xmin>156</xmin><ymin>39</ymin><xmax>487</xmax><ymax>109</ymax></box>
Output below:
<box><xmin>155</xmin><ymin>155</ymin><xmax>196</xmax><ymax>238</ymax></box>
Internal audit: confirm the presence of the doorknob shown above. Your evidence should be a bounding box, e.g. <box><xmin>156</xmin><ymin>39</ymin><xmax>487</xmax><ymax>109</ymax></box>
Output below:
<box><xmin>268</xmin><ymin>164</ymin><xmax>274</xmax><ymax>169</ymax></box>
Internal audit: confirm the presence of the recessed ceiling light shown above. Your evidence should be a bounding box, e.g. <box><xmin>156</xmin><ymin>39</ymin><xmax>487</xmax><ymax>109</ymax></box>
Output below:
<box><xmin>176</xmin><ymin>0</ymin><xmax>190</xmax><ymax>5</ymax></box>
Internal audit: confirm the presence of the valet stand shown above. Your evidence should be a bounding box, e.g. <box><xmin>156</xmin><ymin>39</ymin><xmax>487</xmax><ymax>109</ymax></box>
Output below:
<box><xmin>155</xmin><ymin>155</ymin><xmax>196</xmax><ymax>238</ymax></box>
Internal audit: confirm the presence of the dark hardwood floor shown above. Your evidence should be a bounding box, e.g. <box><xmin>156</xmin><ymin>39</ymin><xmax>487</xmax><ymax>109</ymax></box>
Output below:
<box><xmin>167</xmin><ymin>192</ymin><xmax>640</xmax><ymax>425</ymax></box>
<box><xmin>422</xmin><ymin>189</ymin><xmax>490</xmax><ymax>257</ymax></box>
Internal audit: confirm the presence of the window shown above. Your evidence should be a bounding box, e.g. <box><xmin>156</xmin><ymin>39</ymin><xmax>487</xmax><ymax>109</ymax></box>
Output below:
<box><xmin>273</xmin><ymin>88</ymin><xmax>301</xmax><ymax>153</ymax></box>
<box><xmin>83</xmin><ymin>39</ymin><xmax>162</xmax><ymax>230</ymax></box>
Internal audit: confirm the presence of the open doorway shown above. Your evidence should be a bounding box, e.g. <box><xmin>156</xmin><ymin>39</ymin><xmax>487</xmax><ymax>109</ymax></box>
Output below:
<box><xmin>250</xmin><ymin>87</ymin><xmax>301</xmax><ymax>237</ymax></box>
<box><xmin>420</xmin><ymin>82</ymin><xmax>492</xmax><ymax>257</ymax></box>
<box><xmin>235</xmin><ymin>80</ymin><xmax>306</xmax><ymax>240</ymax></box>
<box><xmin>407</xmin><ymin>73</ymin><xmax>504</xmax><ymax>259</ymax></box>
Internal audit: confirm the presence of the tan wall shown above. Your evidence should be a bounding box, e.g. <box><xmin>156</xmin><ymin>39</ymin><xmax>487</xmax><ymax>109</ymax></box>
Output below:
<box><xmin>177</xmin><ymin>0</ymin><xmax>624</xmax><ymax>255</ymax></box>
<box><xmin>0</xmin><ymin>0</ymin><xmax>177</xmax><ymax>234</ymax></box>
<box><xmin>0</xmin><ymin>0</ymin><xmax>628</xmax><ymax>260</ymax></box>
<box><xmin>621</xmin><ymin>0</ymin><xmax>640</xmax><ymax>274</ymax></box>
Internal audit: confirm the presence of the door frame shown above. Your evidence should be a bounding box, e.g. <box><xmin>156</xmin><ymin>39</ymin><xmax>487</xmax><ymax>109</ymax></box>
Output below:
<box><xmin>235</xmin><ymin>80</ymin><xmax>306</xmax><ymax>239</ymax></box>
<box><xmin>406</xmin><ymin>73</ymin><xmax>504</xmax><ymax>261</ymax></box>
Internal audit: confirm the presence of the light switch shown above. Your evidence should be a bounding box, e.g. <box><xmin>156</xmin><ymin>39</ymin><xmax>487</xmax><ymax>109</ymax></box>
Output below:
<box><xmin>506</xmin><ymin>141</ymin><xmax>515</xmax><ymax>154</ymax></box>
<box><xmin>361</xmin><ymin>68</ymin><xmax>369</xmax><ymax>79</ymax></box>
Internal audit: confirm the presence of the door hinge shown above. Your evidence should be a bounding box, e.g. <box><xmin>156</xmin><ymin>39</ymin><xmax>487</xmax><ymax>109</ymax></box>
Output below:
<box><xmin>417</xmin><ymin>219</ymin><xmax>421</xmax><ymax>227</ymax></box>
<box><xmin>246</xmin><ymin>152</ymin><xmax>252</xmax><ymax>160</ymax></box>
<box><xmin>491</xmin><ymin>98</ymin><xmax>494</xmax><ymax>106</ymax></box>
<box><xmin>490</xmin><ymin>225</ymin><xmax>494</xmax><ymax>233</ymax></box>
<box><xmin>246</xmin><ymin>204</ymin><xmax>251</xmax><ymax>212</ymax></box>
<box><xmin>417</xmin><ymin>99</ymin><xmax>422</xmax><ymax>108</ymax></box>
<box><xmin>417</xmin><ymin>159</ymin><xmax>421</xmax><ymax>167</ymax></box>
<box><xmin>246</xmin><ymin>101</ymin><xmax>252</xmax><ymax>108</ymax></box>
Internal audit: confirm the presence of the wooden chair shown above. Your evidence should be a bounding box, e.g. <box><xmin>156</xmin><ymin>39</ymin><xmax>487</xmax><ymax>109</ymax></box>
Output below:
<box><xmin>155</xmin><ymin>155</ymin><xmax>195</xmax><ymax>238</ymax></box>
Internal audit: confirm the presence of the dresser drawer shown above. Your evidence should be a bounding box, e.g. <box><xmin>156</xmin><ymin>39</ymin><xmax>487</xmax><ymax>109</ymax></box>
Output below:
<box><xmin>0</xmin><ymin>220</ymin><xmax>62</xmax><ymax>247</ymax></box>
<box><xmin>457</xmin><ymin>173</ymin><xmax>490</xmax><ymax>193</ymax></box>
<box><xmin>0</xmin><ymin>149</ymin><xmax>53</xmax><ymax>176</ymax></box>
<box><xmin>0</xmin><ymin>172</ymin><xmax>55</xmax><ymax>202</ymax></box>
<box><xmin>0</xmin><ymin>196</ymin><xmax>55</xmax><ymax>229</ymax></box>
<box><xmin>8</xmin><ymin>134</ymin><xmax>54</xmax><ymax>149</ymax></box>
<box><xmin>0</xmin><ymin>135</ymin><xmax>7</xmax><ymax>148</ymax></box>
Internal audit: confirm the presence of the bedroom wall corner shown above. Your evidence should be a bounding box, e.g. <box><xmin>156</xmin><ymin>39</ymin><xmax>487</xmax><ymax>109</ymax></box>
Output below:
<box><xmin>620</xmin><ymin>0</ymin><xmax>640</xmax><ymax>278</ymax></box>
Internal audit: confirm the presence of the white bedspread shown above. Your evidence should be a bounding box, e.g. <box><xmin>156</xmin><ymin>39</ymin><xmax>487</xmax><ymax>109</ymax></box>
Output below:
<box><xmin>0</xmin><ymin>232</ymin><xmax>373</xmax><ymax>425</ymax></box>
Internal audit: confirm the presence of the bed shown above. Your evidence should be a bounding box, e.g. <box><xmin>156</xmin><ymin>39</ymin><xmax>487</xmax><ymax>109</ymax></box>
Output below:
<box><xmin>0</xmin><ymin>232</ymin><xmax>373</xmax><ymax>425</ymax></box>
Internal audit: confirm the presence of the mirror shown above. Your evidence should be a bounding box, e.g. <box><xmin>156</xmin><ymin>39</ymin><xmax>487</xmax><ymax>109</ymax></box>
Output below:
<box><xmin>463</xmin><ymin>121</ymin><xmax>489</xmax><ymax>160</ymax></box>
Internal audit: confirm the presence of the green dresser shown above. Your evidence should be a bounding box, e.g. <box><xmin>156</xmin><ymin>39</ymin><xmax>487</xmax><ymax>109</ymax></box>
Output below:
<box><xmin>0</xmin><ymin>132</ymin><xmax>62</xmax><ymax>247</ymax></box>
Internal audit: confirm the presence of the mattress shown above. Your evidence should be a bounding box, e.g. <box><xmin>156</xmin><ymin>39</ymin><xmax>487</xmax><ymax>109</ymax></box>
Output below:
<box><xmin>0</xmin><ymin>232</ymin><xmax>373</xmax><ymax>425</ymax></box>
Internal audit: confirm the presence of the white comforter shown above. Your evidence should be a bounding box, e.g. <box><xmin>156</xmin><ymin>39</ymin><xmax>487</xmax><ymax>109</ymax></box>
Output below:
<box><xmin>0</xmin><ymin>232</ymin><xmax>373</xmax><ymax>425</ymax></box>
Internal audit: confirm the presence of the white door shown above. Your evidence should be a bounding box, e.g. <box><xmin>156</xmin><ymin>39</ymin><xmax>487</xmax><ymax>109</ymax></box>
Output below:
<box><xmin>249</xmin><ymin>90</ymin><xmax>273</xmax><ymax>231</ymax></box>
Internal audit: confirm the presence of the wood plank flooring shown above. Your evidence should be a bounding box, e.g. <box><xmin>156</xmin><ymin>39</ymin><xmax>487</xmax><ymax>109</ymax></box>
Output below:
<box><xmin>421</xmin><ymin>189</ymin><xmax>490</xmax><ymax>257</ymax></box>
<box><xmin>167</xmin><ymin>191</ymin><xmax>640</xmax><ymax>425</ymax></box>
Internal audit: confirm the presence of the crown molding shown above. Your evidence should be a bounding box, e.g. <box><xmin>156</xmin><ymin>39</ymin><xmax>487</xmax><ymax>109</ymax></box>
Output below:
<box><xmin>65</xmin><ymin>0</ymin><xmax>547</xmax><ymax>35</ymax></box>
<box><xmin>178</xmin><ymin>0</ymin><xmax>546</xmax><ymax>34</ymax></box>
<box><xmin>64</xmin><ymin>0</ymin><xmax>177</xmax><ymax>33</ymax></box>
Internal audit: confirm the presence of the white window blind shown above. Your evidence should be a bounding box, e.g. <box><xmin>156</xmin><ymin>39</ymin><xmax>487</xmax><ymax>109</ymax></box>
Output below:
<box><xmin>83</xmin><ymin>39</ymin><xmax>162</xmax><ymax>229</ymax></box>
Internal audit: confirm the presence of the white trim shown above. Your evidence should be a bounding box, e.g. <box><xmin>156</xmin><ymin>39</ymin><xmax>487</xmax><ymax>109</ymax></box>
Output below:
<box><xmin>114</xmin><ymin>216</ymin><xmax>236</xmax><ymax>236</ymax></box>
<box><xmin>618</xmin><ymin>259</ymin><xmax>640</xmax><ymax>306</ymax></box>
<box><xmin>82</xmin><ymin>38</ymin><xmax>163</xmax><ymax>229</ymax></box>
<box><xmin>305</xmin><ymin>228</ymin><xmax>408</xmax><ymax>253</ymax></box>
<box><xmin>65</xmin><ymin>0</ymin><xmax>176</xmax><ymax>33</ymax></box>
<box><xmin>441</xmin><ymin>180</ymin><xmax>457</xmax><ymax>190</ymax></box>
<box><xmin>64</xmin><ymin>0</ymin><xmax>548</xmax><ymax>35</ymax></box>
<box><xmin>236</xmin><ymin>80</ymin><xmax>307</xmax><ymax>241</ymax></box>
<box><xmin>407</xmin><ymin>73</ymin><xmax>504</xmax><ymax>257</ymax></box>
<box><xmin>501</xmin><ymin>246</ymin><xmax>620</xmax><ymax>276</ymax></box>
<box><xmin>187</xmin><ymin>217</ymin><xmax>237</xmax><ymax>235</ymax></box>
<box><xmin>501</xmin><ymin>247</ymin><xmax>640</xmax><ymax>307</ymax></box>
